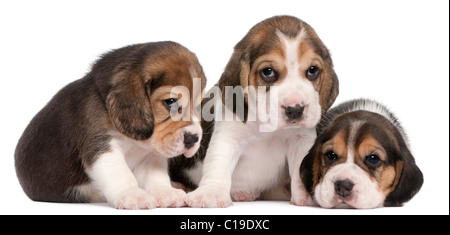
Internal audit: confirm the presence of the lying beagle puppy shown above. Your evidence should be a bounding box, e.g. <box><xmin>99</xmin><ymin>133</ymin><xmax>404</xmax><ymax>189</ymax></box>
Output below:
<box><xmin>15</xmin><ymin>41</ymin><xmax>206</xmax><ymax>209</ymax></box>
<box><xmin>170</xmin><ymin>15</ymin><xmax>338</xmax><ymax>207</ymax></box>
<box><xmin>300</xmin><ymin>99</ymin><xmax>423</xmax><ymax>208</ymax></box>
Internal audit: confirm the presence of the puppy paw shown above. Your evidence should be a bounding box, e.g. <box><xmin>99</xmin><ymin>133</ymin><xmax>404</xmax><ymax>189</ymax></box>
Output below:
<box><xmin>151</xmin><ymin>187</ymin><xmax>187</xmax><ymax>208</ymax></box>
<box><xmin>186</xmin><ymin>185</ymin><xmax>232</xmax><ymax>208</ymax></box>
<box><xmin>290</xmin><ymin>189</ymin><xmax>315</xmax><ymax>206</ymax></box>
<box><xmin>114</xmin><ymin>188</ymin><xmax>158</xmax><ymax>209</ymax></box>
<box><xmin>231</xmin><ymin>191</ymin><xmax>260</xmax><ymax>202</ymax></box>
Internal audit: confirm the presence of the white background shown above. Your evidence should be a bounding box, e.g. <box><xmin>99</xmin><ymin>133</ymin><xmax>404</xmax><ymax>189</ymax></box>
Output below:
<box><xmin>0</xmin><ymin>0</ymin><xmax>448</xmax><ymax>215</ymax></box>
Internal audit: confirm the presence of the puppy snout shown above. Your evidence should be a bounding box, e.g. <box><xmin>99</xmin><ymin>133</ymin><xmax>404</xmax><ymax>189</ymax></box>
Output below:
<box><xmin>285</xmin><ymin>104</ymin><xmax>305</xmax><ymax>120</ymax></box>
<box><xmin>334</xmin><ymin>180</ymin><xmax>354</xmax><ymax>197</ymax></box>
<box><xmin>183</xmin><ymin>133</ymin><xmax>199</xmax><ymax>149</ymax></box>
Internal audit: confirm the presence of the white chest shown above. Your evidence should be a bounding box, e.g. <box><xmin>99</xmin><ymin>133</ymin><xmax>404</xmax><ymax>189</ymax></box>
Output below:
<box><xmin>230</xmin><ymin>130</ymin><xmax>292</xmax><ymax>194</ymax></box>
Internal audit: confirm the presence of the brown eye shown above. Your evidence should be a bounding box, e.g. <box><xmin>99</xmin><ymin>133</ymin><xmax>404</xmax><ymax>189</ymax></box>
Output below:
<box><xmin>365</xmin><ymin>154</ymin><xmax>382</xmax><ymax>170</ymax></box>
<box><xmin>324</xmin><ymin>151</ymin><xmax>338</xmax><ymax>166</ymax></box>
<box><xmin>260</xmin><ymin>67</ymin><xmax>279</xmax><ymax>83</ymax></box>
<box><xmin>163</xmin><ymin>98</ymin><xmax>181</xmax><ymax>115</ymax></box>
<box><xmin>163</xmin><ymin>98</ymin><xmax>178</xmax><ymax>109</ymax></box>
<box><xmin>306</xmin><ymin>66</ymin><xmax>320</xmax><ymax>81</ymax></box>
<box><xmin>326</xmin><ymin>151</ymin><xmax>338</xmax><ymax>161</ymax></box>
<box><xmin>366</xmin><ymin>154</ymin><xmax>381</xmax><ymax>164</ymax></box>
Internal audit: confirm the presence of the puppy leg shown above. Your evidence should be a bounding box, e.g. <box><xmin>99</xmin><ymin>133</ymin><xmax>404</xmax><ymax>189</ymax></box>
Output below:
<box><xmin>186</xmin><ymin>133</ymin><xmax>239</xmax><ymax>208</ymax></box>
<box><xmin>286</xmin><ymin>134</ymin><xmax>316</xmax><ymax>206</ymax></box>
<box><xmin>88</xmin><ymin>150</ymin><xmax>158</xmax><ymax>209</ymax></box>
<box><xmin>136</xmin><ymin>155</ymin><xmax>187</xmax><ymax>208</ymax></box>
<box><xmin>186</xmin><ymin>156</ymin><xmax>235</xmax><ymax>207</ymax></box>
<box><xmin>260</xmin><ymin>177</ymin><xmax>291</xmax><ymax>201</ymax></box>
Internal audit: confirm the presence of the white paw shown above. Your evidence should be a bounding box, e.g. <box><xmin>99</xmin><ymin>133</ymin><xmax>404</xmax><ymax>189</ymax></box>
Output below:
<box><xmin>113</xmin><ymin>188</ymin><xmax>158</xmax><ymax>210</ymax></box>
<box><xmin>290</xmin><ymin>188</ymin><xmax>315</xmax><ymax>206</ymax></box>
<box><xmin>231</xmin><ymin>191</ymin><xmax>260</xmax><ymax>202</ymax></box>
<box><xmin>186</xmin><ymin>184</ymin><xmax>232</xmax><ymax>208</ymax></box>
<box><xmin>151</xmin><ymin>186</ymin><xmax>187</xmax><ymax>208</ymax></box>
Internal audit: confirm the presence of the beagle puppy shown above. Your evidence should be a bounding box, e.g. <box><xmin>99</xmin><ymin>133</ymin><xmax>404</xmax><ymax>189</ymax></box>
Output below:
<box><xmin>15</xmin><ymin>41</ymin><xmax>206</xmax><ymax>209</ymax></box>
<box><xmin>170</xmin><ymin>15</ymin><xmax>338</xmax><ymax>207</ymax></box>
<box><xmin>300</xmin><ymin>99</ymin><xmax>423</xmax><ymax>208</ymax></box>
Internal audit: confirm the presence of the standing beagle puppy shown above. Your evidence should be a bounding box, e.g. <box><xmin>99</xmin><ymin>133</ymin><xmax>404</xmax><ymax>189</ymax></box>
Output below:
<box><xmin>300</xmin><ymin>99</ymin><xmax>423</xmax><ymax>208</ymax></box>
<box><xmin>15</xmin><ymin>41</ymin><xmax>206</xmax><ymax>209</ymax></box>
<box><xmin>170</xmin><ymin>15</ymin><xmax>338</xmax><ymax>207</ymax></box>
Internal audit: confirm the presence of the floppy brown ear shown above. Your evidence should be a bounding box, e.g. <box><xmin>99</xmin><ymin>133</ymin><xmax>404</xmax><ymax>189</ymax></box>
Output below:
<box><xmin>326</xmin><ymin>71</ymin><xmax>339</xmax><ymax>112</ymax></box>
<box><xmin>106</xmin><ymin>71</ymin><xmax>154</xmax><ymax>140</ymax></box>
<box><xmin>300</xmin><ymin>149</ymin><xmax>315</xmax><ymax>195</ymax></box>
<box><xmin>300</xmin><ymin>143</ymin><xmax>323</xmax><ymax>196</ymax></box>
<box><xmin>217</xmin><ymin>46</ymin><xmax>251</xmax><ymax>122</ymax></box>
<box><xmin>319</xmin><ymin>61</ymin><xmax>339</xmax><ymax>115</ymax></box>
<box><xmin>384</xmin><ymin>147</ymin><xmax>423</xmax><ymax>207</ymax></box>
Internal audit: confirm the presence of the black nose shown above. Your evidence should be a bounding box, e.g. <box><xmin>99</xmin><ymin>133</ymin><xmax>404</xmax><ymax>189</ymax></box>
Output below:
<box><xmin>334</xmin><ymin>180</ymin><xmax>354</xmax><ymax>197</ymax></box>
<box><xmin>285</xmin><ymin>104</ymin><xmax>305</xmax><ymax>120</ymax></box>
<box><xmin>184</xmin><ymin>133</ymin><xmax>199</xmax><ymax>149</ymax></box>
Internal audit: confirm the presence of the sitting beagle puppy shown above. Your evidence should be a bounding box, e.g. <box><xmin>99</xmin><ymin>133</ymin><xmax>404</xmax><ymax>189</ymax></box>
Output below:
<box><xmin>15</xmin><ymin>41</ymin><xmax>206</xmax><ymax>209</ymax></box>
<box><xmin>300</xmin><ymin>99</ymin><xmax>423</xmax><ymax>208</ymax></box>
<box><xmin>170</xmin><ymin>15</ymin><xmax>339</xmax><ymax>207</ymax></box>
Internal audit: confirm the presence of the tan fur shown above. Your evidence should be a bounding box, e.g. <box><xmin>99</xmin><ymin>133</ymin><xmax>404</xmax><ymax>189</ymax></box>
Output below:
<box><xmin>217</xmin><ymin>15</ymin><xmax>338</xmax><ymax>120</ymax></box>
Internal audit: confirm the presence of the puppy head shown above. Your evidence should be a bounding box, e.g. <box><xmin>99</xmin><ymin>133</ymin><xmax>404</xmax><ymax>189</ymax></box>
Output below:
<box><xmin>300</xmin><ymin>111</ymin><xmax>423</xmax><ymax>208</ymax></box>
<box><xmin>104</xmin><ymin>41</ymin><xmax>206</xmax><ymax>158</ymax></box>
<box><xmin>218</xmin><ymin>15</ymin><xmax>338</xmax><ymax>128</ymax></box>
